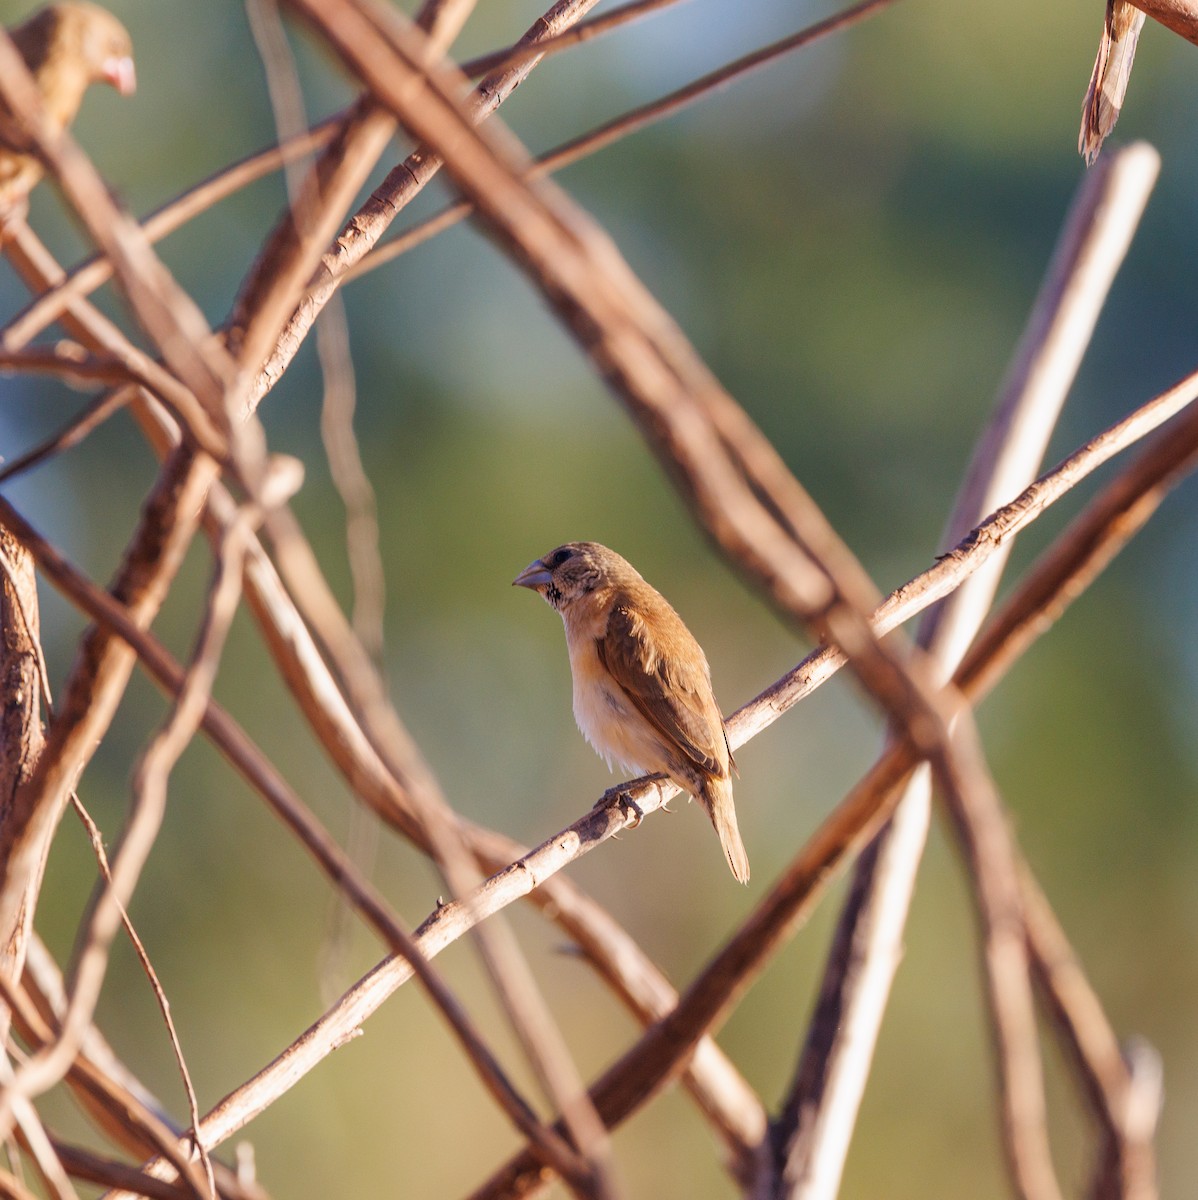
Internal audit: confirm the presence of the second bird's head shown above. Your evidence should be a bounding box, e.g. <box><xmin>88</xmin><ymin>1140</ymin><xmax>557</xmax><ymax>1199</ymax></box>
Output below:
<box><xmin>22</xmin><ymin>3</ymin><xmax>136</xmax><ymax>96</ymax></box>
<box><xmin>513</xmin><ymin>541</ymin><xmax>631</xmax><ymax>612</ymax></box>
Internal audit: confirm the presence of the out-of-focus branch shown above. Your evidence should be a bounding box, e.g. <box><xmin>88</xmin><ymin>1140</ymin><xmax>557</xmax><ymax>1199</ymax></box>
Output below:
<box><xmin>468</xmin><ymin>388</ymin><xmax>1198</xmax><ymax>1200</ymax></box>
<box><xmin>0</xmin><ymin>527</ymin><xmax>45</xmax><ymax>1033</ymax></box>
<box><xmin>10</xmin><ymin>363</ymin><xmax>1195</xmax><ymax>1188</ymax></box>
<box><xmin>345</xmin><ymin>0</ymin><xmax>900</xmax><ymax>285</ymax></box>
<box><xmin>249</xmin><ymin>0</ymin><xmax>607</xmax><ymax>407</ymax></box>
<box><xmin>0</xmin><ymin>388</ymin><xmax>133</xmax><ymax>487</ymax></box>
<box><xmin>1021</xmin><ymin>871</ymin><xmax>1159</xmax><ymax>1200</ymax></box>
<box><xmin>0</xmin><ymin>348</ymin><xmax>138</xmax><ymax>386</ymax></box>
<box><xmin>770</xmin><ymin>140</ymin><xmax>1161</xmax><ymax>1200</ymax></box>
<box><xmin>1130</xmin><ymin>0</ymin><xmax>1198</xmax><ymax>45</ymax></box>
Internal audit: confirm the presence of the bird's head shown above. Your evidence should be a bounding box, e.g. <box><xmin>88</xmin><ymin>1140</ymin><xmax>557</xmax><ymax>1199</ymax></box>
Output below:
<box><xmin>25</xmin><ymin>3</ymin><xmax>136</xmax><ymax>97</ymax></box>
<box><xmin>68</xmin><ymin>2</ymin><xmax>135</xmax><ymax>94</ymax></box>
<box><xmin>513</xmin><ymin>541</ymin><xmax>630</xmax><ymax>612</ymax></box>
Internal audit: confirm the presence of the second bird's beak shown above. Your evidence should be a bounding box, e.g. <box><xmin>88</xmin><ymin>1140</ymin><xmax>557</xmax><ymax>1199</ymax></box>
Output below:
<box><xmin>513</xmin><ymin>558</ymin><xmax>552</xmax><ymax>590</ymax></box>
<box><xmin>103</xmin><ymin>55</ymin><xmax>136</xmax><ymax>96</ymax></box>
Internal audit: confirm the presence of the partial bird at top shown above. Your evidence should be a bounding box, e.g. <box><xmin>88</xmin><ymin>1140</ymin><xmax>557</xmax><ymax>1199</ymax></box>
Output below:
<box><xmin>0</xmin><ymin>2</ymin><xmax>135</xmax><ymax>218</ymax></box>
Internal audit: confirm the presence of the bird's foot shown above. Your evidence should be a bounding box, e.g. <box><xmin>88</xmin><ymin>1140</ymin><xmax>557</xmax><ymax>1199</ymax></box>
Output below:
<box><xmin>596</xmin><ymin>785</ymin><xmax>645</xmax><ymax>828</ymax></box>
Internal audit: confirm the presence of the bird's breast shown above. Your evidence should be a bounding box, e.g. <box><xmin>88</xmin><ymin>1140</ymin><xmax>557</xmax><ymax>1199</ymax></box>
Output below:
<box><xmin>562</xmin><ymin>613</ymin><xmax>660</xmax><ymax>775</ymax></box>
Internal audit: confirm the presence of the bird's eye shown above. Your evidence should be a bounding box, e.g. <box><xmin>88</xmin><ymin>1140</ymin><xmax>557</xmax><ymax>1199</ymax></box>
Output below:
<box><xmin>549</xmin><ymin>548</ymin><xmax>574</xmax><ymax>568</ymax></box>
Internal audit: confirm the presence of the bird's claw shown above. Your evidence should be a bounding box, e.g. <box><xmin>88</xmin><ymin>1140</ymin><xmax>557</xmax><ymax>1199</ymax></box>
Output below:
<box><xmin>597</xmin><ymin>785</ymin><xmax>645</xmax><ymax>828</ymax></box>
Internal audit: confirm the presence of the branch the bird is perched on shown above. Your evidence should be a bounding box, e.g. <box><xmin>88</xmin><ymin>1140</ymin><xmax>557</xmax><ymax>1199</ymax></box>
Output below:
<box><xmin>0</xmin><ymin>3</ymin><xmax>135</xmax><ymax>219</ymax></box>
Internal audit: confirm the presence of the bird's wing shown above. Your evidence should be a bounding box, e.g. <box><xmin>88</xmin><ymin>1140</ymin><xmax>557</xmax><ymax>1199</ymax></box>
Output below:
<box><xmin>596</xmin><ymin>601</ymin><xmax>728</xmax><ymax>777</ymax></box>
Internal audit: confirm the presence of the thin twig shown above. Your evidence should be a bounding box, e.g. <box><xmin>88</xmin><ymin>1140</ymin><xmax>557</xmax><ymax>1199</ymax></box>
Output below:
<box><xmin>467</xmin><ymin>393</ymin><xmax>1198</xmax><ymax>1200</ymax></box>
<box><xmin>67</xmin><ymin>796</ymin><xmax>213</xmax><ymax>1195</ymax></box>
<box><xmin>7</xmin><ymin>364</ymin><xmax>1195</xmax><ymax>1189</ymax></box>
<box><xmin>770</xmin><ymin>140</ymin><xmax>1162</xmax><ymax>1199</ymax></box>
<box><xmin>0</xmin><ymin>388</ymin><xmax>133</xmax><ymax>486</ymax></box>
<box><xmin>250</xmin><ymin>0</ymin><xmax>607</xmax><ymax>407</ymax></box>
<box><xmin>345</xmin><ymin>0</ymin><xmax>901</xmax><ymax>285</ymax></box>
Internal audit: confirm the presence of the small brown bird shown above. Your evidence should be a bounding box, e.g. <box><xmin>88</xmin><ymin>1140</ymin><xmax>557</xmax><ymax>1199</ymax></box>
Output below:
<box><xmin>514</xmin><ymin>541</ymin><xmax>749</xmax><ymax>883</ymax></box>
<box><xmin>0</xmin><ymin>3</ymin><xmax>135</xmax><ymax>215</ymax></box>
<box><xmin>1079</xmin><ymin>0</ymin><xmax>1147</xmax><ymax>164</ymax></box>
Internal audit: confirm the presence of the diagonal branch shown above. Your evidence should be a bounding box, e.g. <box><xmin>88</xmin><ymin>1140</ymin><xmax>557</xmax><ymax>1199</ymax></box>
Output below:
<box><xmin>249</xmin><ymin>0</ymin><xmax>607</xmax><ymax>407</ymax></box>
<box><xmin>770</xmin><ymin>139</ymin><xmax>1161</xmax><ymax>1199</ymax></box>
<box><xmin>469</xmin><ymin>382</ymin><xmax>1198</xmax><ymax>1200</ymax></box>
<box><xmin>6</xmin><ymin>354</ymin><xmax>1195</xmax><ymax>1190</ymax></box>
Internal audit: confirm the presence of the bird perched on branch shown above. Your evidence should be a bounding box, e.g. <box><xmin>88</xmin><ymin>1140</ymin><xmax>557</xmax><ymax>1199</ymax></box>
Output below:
<box><xmin>514</xmin><ymin>541</ymin><xmax>750</xmax><ymax>884</ymax></box>
<box><xmin>0</xmin><ymin>2</ymin><xmax>135</xmax><ymax>217</ymax></box>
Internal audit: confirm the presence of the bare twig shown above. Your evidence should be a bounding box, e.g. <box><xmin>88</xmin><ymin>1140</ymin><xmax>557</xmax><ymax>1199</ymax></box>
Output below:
<box><xmin>250</xmin><ymin>0</ymin><xmax>607</xmax><ymax>406</ymax></box>
<box><xmin>67</xmin><ymin>796</ymin><xmax>213</xmax><ymax>1196</ymax></box>
<box><xmin>0</xmin><ymin>388</ymin><xmax>133</xmax><ymax>486</ymax></box>
<box><xmin>8</xmin><ymin>364</ymin><xmax>1193</xmax><ymax>1188</ymax></box>
<box><xmin>468</xmin><ymin>392</ymin><xmax>1198</xmax><ymax>1200</ymax></box>
<box><xmin>345</xmin><ymin>0</ymin><xmax>901</xmax><ymax>284</ymax></box>
<box><xmin>0</xmin><ymin>968</ymin><xmax>215</xmax><ymax>1199</ymax></box>
<box><xmin>771</xmin><ymin>140</ymin><xmax>1161</xmax><ymax>1199</ymax></box>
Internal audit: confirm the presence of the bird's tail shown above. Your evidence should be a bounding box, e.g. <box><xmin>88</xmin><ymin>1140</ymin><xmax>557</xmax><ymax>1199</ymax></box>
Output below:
<box><xmin>700</xmin><ymin>776</ymin><xmax>750</xmax><ymax>885</ymax></box>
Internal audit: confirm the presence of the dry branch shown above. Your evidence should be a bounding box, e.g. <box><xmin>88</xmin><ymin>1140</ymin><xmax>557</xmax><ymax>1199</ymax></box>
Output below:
<box><xmin>0</xmin><ymin>1</ymin><xmax>1185</xmax><ymax>1194</ymax></box>
<box><xmin>4</xmin><ymin>350</ymin><xmax>1192</xmax><ymax>1189</ymax></box>
<box><xmin>771</xmin><ymin>139</ymin><xmax>1161</xmax><ymax>1199</ymax></box>
<box><xmin>469</xmin><ymin>388</ymin><xmax>1198</xmax><ymax>1199</ymax></box>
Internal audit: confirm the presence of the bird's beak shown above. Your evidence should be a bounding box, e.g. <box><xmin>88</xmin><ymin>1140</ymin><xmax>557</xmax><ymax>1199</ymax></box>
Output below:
<box><xmin>512</xmin><ymin>558</ymin><xmax>552</xmax><ymax>590</ymax></box>
<box><xmin>103</xmin><ymin>56</ymin><xmax>137</xmax><ymax>96</ymax></box>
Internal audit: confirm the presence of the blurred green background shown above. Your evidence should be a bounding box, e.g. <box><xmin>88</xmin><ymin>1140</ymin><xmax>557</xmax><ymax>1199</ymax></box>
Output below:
<box><xmin>1</xmin><ymin>0</ymin><xmax>1196</xmax><ymax>1195</ymax></box>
